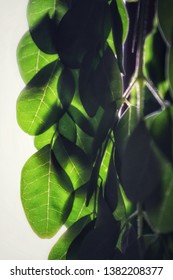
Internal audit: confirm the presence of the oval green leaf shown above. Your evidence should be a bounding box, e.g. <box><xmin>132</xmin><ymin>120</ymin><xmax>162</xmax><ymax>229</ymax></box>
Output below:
<box><xmin>17</xmin><ymin>61</ymin><xmax>62</xmax><ymax>135</ymax></box>
<box><xmin>34</xmin><ymin>124</ymin><xmax>57</xmax><ymax>150</ymax></box>
<box><xmin>17</xmin><ymin>31</ymin><xmax>58</xmax><ymax>84</ymax></box>
<box><xmin>53</xmin><ymin>136</ymin><xmax>92</xmax><ymax>190</ymax></box>
<box><xmin>21</xmin><ymin>145</ymin><xmax>73</xmax><ymax>238</ymax></box>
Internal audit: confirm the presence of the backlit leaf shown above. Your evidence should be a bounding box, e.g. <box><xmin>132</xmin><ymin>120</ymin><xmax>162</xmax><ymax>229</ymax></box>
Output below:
<box><xmin>16</xmin><ymin>61</ymin><xmax>62</xmax><ymax>135</ymax></box>
<box><xmin>48</xmin><ymin>215</ymin><xmax>91</xmax><ymax>259</ymax></box>
<box><xmin>53</xmin><ymin>136</ymin><xmax>92</xmax><ymax>190</ymax></box>
<box><xmin>104</xmin><ymin>148</ymin><xmax>119</xmax><ymax>212</ymax></box>
<box><xmin>66</xmin><ymin>185</ymin><xmax>94</xmax><ymax>226</ymax></box>
<box><xmin>34</xmin><ymin>124</ymin><xmax>57</xmax><ymax>150</ymax></box>
<box><xmin>21</xmin><ymin>145</ymin><xmax>73</xmax><ymax>238</ymax></box>
<box><xmin>68</xmin><ymin>106</ymin><xmax>95</xmax><ymax>137</ymax></box>
<box><xmin>58</xmin><ymin>113</ymin><xmax>77</xmax><ymax>143</ymax></box>
<box><xmin>17</xmin><ymin>31</ymin><xmax>58</xmax><ymax>84</ymax></box>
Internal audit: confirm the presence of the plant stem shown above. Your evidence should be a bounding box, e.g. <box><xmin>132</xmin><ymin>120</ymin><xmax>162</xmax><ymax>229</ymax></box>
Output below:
<box><xmin>135</xmin><ymin>0</ymin><xmax>148</xmax><ymax>78</ymax></box>
<box><xmin>135</xmin><ymin>0</ymin><xmax>149</xmax><ymax>238</ymax></box>
<box><xmin>145</xmin><ymin>78</ymin><xmax>167</xmax><ymax>109</ymax></box>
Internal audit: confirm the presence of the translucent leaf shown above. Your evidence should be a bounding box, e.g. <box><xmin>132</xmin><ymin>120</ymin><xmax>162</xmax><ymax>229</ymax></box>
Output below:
<box><xmin>121</xmin><ymin>121</ymin><xmax>160</xmax><ymax>202</ymax></box>
<box><xmin>34</xmin><ymin>124</ymin><xmax>57</xmax><ymax>150</ymax></box>
<box><xmin>104</xmin><ymin>148</ymin><xmax>119</xmax><ymax>212</ymax></box>
<box><xmin>53</xmin><ymin>136</ymin><xmax>92</xmax><ymax>190</ymax></box>
<box><xmin>68</xmin><ymin>106</ymin><xmax>95</xmax><ymax>137</ymax></box>
<box><xmin>76</xmin><ymin>126</ymin><xmax>93</xmax><ymax>157</ymax></box>
<box><xmin>17</xmin><ymin>61</ymin><xmax>62</xmax><ymax>135</ymax></box>
<box><xmin>17</xmin><ymin>31</ymin><xmax>58</xmax><ymax>84</ymax></box>
<box><xmin>48</xmin><ymin>215</ymin><xmax>91</xmax><ymax>259</ymax></box>
<box><xmin>21</xmin><ymin>145</ymin><xmax>73</xmax><ymax>238</ymax></box>
<box><xmin>158</xmin><ymin>0</ymin><xmax>173</xmax><ymax>45</ymax></box>
<box><xmin>66</xmin><ymin>185</ymin><xmax>94</xmax><ymax>226</ymax></box>
<box><xmin>116</xmin><ymin>0</ymin><xmax>129</xmax><ymax>43</ymax></box>
<box><xmin>100</xmin><ymin>140</ymin><xmax>113</xmax><ymax>183</ymax></box>
<box><xmin>58</xmin><ymin>113</ymin><xmax>77</xmax><ymax>143</ymax></box>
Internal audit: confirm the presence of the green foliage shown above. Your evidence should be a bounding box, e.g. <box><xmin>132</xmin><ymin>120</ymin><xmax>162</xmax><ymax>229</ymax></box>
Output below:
<box><xmin>17</xmin><ymin>0</ymin><xmax>173</xmax><ymax>259</ymax></box>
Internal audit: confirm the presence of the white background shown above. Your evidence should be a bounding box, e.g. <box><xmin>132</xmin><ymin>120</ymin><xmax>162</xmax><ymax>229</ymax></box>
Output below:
<box><xmin>0</xmin><ymin>0</ymin><xmax>64</xmax><ymax>259</ymax></box>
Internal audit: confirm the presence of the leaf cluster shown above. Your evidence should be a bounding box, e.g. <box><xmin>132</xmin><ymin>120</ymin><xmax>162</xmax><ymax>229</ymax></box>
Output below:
<box><xmin>16</xmin><ymin>0</ymin><xmax>173</xmax><ymax>259</ymax></box>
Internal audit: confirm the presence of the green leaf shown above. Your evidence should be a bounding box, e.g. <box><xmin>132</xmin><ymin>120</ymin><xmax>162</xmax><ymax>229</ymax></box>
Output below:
<box><xmin>76</xmin><ymin>127</ymin><xmax>93</xmax><ymax>157</ymax></box>
<box><xmin>28</xmin><ymin>14</ymin><xmax>58</xmax><ymax>54</ymax></box>
<box><xmin>145</xmin><ymin>158</ymin><xmax>173</xmax><ymax>233</ymax></box>
<box><xmin>21</xmin><ymin>145</ymin><xmax>73</xmax><ymax>238</ymax></box>
<box><xmin>68</xmin><ymin>106</ymin><xmax>95</xmax><ymax>137</ymax></box>
<box><xmin>146</xmin><ymin>107</ymin><xmax>173</xmax><ymax>163</ymax></box>
<box><xmin>27</xmin><ymin>0</ymin><xmax>67</xmax><ymax>28</ymax></box>
<box><xmin>94</xmin><ymin>46</ymin><xmax>123</xmax><ymax>109</ymax></box>
<box><xmin>168</xmin><ymin>45</ymin><xmax>173</xmax><ymax>98</ymax></box>
<box><xmin>121</xmin><ymin>121</ymin><xmax>160</xmax><ymax>202</ymax></box>
<box><xmin>16</xmin><ymin>61</ymin><xmax>62</xmax><ymax>135</ymax></box>
<box><xmin>34</xmin><ymin>124</ymin><xmax>57</xmax><ymax>150</ymax></box>
<box><xmin>158</xmin><ymin>0</ymin><xmax>173</xmax><ymax>45</ymax></box>
<box><xmin>17</xmin><ymin>31</ymin><xmax>58</xmax><ymax>84</ymax></box>
<box><xmin>116</xmin><ymin>0</ymin><xmax>129</xmax><ymax>43</ymax></box>
<box><xmin>93</xmin><ymin>102</ymin><xmax>117</xmax><ymax>155</ymax></box>
<box><xmin>78</xmin><ymin>191</ymin><xmax>120</xmax><ymax>260</ymax></box>
<box><xmin>27</xmin><ymin>0</ymin><xmax>68</xmax><ymax>54</ymax></box>
<box><xmin>144</xmin><ymin>27</ymin><xmax>167</xmax><ymax>92</ymax></box>
<box><xmin>55</xmin><ymin>0</ymin><xmax>111</xmax><ymax>67</ymax></box>
<box><xmin>48</xmin><ymin>215</ymin><xmax>91</xmax><ymax>260</ymax></box>
<box><xmin>113</xmin><ymin>186</ymin><xmax>127</xmax><ymax>221</ymax></box>
<box><xmin>58</xmin><ymin>68</ymin><xmax>75</xmax><ymax>109</ymax></box>
<box><xmin>66</xmin><ymin>185</ymin><xmax>94</xmax><ymax>226</ymax></box>
<box><xmin>104</xmin><ymin>148</ymin><xmax>119</xmax><ymax>212</ymax></box>
<box><xmin>53</xmin><ymin>136</ymin><xmax>92</xmax><ymax>190</ymax></box>
<box><xmin>58</xmin><ymin>113</ymin><xmax>77</xmax><ymax>143</ymax></box>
